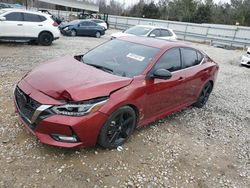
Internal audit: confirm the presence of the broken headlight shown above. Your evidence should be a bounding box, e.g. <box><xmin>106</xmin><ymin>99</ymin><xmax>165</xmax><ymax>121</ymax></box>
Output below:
<box><xmin>52</xmin><ymin>97</ymin><xmax>108</xmax><ymax>116</ymax></box>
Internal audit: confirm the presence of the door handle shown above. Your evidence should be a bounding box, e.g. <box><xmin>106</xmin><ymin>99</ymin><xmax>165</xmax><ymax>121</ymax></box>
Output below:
<box><xmin>177</xmin><ymin>77</ymin><xmax>184</xmax><ymax>81</ymax></box>
<box><xmin>203</xmin><ymin>69</ymin><xmax>209</xmax><ymax>73</ymax></box>
<box><xmin>38</xmin><ymin>24</ymin><xmax>43</xmax><ymax>26</ymax></box>
<box><xmin>17</xmin><ymin>24</ymin><xmax>23</xmax><ymax>26</ymax></box>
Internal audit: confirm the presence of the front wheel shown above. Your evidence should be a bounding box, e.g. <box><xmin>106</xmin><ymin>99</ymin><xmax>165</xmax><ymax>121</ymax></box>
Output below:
<box><xmin>193</xmin><ymin>82</ymin><xmax>213</xmax><ymax>108</ymax></box>
<box><xmin>71</xmin><ymin>29</ymin><xmax>77</xmax><ymax>36</ymax></box>
<box><xmin>98</xmin><ymin>106</ymin><xmax>137</xmax><ymax>149</ymax></box>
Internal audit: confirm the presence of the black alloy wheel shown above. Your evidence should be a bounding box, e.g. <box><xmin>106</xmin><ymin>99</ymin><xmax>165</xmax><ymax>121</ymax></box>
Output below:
<box><xmin>38</xmin><ymin>32</ymin><xmax>53</xmax><ymax>46</ymax></box>
<box><xmin>98</xmin><ymin>106</ymin><xmax>136</xmax><ymax>149</ymax></box>
<box><xmin>193</xmin><ymin>81</ymin><xmax>213</xmax><ymax>108</ymax></box>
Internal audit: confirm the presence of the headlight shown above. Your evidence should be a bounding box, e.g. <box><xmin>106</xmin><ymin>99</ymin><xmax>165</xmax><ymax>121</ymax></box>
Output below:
<box><xmin>63</xmin><ymin>26</ymin><xmax>69</xmax><ymax>31</ymax></box>
<box><xmin>52</xmin><ymin>97</ymin><xmax>108</xmax><ymax>116</ymax></box>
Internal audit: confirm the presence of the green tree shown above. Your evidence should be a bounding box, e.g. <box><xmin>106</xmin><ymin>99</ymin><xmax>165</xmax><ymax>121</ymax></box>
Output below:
<box><xmin>142</xmin><ymin>2</ymin><xmax>160</xmax><ymax>19</ymax></box>
<box><xmin>193</xmin><ymin>1</ymin><xmax>212</xmax><ymax>23</ymax></box>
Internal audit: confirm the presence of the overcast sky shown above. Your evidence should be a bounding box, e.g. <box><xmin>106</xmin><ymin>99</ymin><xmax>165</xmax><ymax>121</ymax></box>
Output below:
<box><xmin>112</xmin><ymin>0</ymin><xmax>231</xmax><ymax>7</ymax></box>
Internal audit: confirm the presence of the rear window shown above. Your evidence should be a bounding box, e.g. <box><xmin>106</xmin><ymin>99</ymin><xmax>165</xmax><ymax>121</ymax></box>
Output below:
<box><xmin>161</xmin><ymin>29</ymin><xmax>172</xmax><ymax>37</ymax></box>
<box><xmin>181</xmin><ymin>48</ymin><xmax>200</xmax><ymax>68</ymax></box>
<box><xmin>23</xmin><ymin>13</ymin><xmax>43</xmax><ymax>22</ymax></box>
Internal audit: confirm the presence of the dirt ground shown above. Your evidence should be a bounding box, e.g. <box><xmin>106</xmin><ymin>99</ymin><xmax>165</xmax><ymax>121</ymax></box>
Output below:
<box><xmin>0</xmin><ymin>30</ymin><xmax>249</xmax><ymax>188</ymax></box>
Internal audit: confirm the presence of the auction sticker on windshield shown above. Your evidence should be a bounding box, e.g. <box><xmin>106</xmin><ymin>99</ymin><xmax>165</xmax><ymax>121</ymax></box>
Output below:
<box><xmin>127</xmin><ymin>53</ymin><xmax>145</xmax><ymax>62</ymax></box>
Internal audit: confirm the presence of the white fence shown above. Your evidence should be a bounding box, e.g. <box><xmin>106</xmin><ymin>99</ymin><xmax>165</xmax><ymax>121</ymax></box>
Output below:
<box><xmin>108</xmin><ymin>15</ymin><xmax>250</xmax><ymax>49</ymax></box>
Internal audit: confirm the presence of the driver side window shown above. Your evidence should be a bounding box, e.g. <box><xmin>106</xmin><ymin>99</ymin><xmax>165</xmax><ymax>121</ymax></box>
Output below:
<box><xmin>154</xmin><ymin>48</ymin><xmax>181</xmax><ymax>72</ymax></box>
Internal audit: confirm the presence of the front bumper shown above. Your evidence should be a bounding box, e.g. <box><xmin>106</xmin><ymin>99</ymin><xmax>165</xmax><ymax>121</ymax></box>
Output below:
<box><xmin>241</xmin><ymin>55</ymin><xmax>250</xmax><ymax>66</ymax></box>
<box><xmin>14</xmin><ymin>85</ymin><xmax>108</xmax><ymax>148</ymax></box>
<box><xmin>60</xmin><ymin>28</ymin><xmax>72</xmax><ymax>36</ymax></box>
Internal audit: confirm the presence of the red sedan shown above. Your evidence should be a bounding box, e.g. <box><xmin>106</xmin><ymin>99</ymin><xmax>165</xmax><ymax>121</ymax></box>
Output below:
<box><xmin>14</xmin><ymin>36</ymin><xmax>219</xmax><ymax>149</ymax></box>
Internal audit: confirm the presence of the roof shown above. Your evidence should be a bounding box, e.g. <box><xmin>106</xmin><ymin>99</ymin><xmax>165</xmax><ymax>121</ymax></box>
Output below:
<box><xmin>38</xmin><ymin>0</ymin><xmax>99</xmax><ymax>12</ymax></box>
<box><xmin>135</xmin><ymin>25</ymin><xmax>172</xmax><ymax>30</ymax></box>
<box><xmin>0</xmin><ymin>8</ymin><xmax>49</xmax><ymax>17</ymax></box>
<box><xmin>118</xmin><ymin>36</ymin><xmax>189</xmax><ymax>50</ymax></box>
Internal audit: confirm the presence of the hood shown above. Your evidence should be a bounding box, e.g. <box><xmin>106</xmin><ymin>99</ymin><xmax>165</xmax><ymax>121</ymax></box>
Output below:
<box><xmin>111</xmin><ymin>32</ymin><xmax>134</xmax><ymax>38</ymax></box>
<box><xmin>22</xmin><ymin>56</ymin><xmax>132</xmax><ymax>101</ymax></box>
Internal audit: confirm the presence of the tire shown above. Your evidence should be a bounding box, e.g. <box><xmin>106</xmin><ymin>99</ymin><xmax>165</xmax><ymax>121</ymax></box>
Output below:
<box><xmin>98</xmin><ymin>106</ymin><xmax>137</xmax><ymax>149</ymax></box>
<box><xmin>38</xmin><ymin>32</ymin><xmax>53</xmax><ymax>46</ymax></box>
<box><xmin>193</xmin><ymin>81</ymin><xmax>213</xmax><ymax>108</ymax></box>
<box><xmin>95</xmin><ymin>31</ymin><xmax>101</xmax><ymax>38</ymax></box>
<box><xmin>71</xmin><ymin>29</ymin><xmax>77</xmax><ymax>36</ymax></box>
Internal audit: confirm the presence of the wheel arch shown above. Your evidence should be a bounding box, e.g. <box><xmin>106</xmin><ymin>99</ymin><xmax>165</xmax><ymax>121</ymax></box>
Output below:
<box><xmin>38</xmin><ymin>30</ymin><xmax>54</xmax><ymax>39</ymax></box>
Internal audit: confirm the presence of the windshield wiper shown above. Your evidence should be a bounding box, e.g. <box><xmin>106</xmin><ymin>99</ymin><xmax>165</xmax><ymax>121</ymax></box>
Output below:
<box><xmin>86</xmin><ymin>63</ymin><xmax>114</xmax><ymax>73</ymax></box>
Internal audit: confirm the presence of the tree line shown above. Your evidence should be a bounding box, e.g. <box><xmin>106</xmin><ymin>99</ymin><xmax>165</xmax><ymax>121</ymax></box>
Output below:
<box><xmin>99</xmin><ymin>0</ymin><xmax>250</xmax><ymax>26</ymax></box>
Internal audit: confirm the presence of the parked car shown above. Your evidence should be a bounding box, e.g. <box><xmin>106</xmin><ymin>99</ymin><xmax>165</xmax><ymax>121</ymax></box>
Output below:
<box><xmin>111</xmin><ymin>25</ymin><xmax>177</xmax><ymax>40</ymax></box>
<box><xmin>241</xmin><ymin>47</ymin><xmax>250</xmax><ymax>67</ymax></box>
<box><xmin>59</xmin><ymin>19</ymin><xmax>105</xmax><ymax>38</ymax></box>
<box><xmin>90</xmin><ymin>19</ymin><xmax>108</xmax><ymax>30</ymax></box>
<box><xmin>0</xmin><ymin>9</ymin><xmax>60</xmax><ymax>45</ymax></box>
<box><xmin>0</xmin><ymin>3</ymin><xmax>13</xmax><ymax>9</ymax></box>
<box><xmin>14</xmin><ymin>36</ymin><xmax>219</xmax><ymax>149</ymax></box>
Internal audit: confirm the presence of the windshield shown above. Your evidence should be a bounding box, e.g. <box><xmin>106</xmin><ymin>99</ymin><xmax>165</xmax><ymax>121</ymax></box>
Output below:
<box><xmin>125</xmin><ymin>26</ymin><xmax>152</xmax><ymax>35</ymax></box>
<box><xmin>82</xmin><ymin>40</ymin><xmax>159</xmax><ymax>78</ymax></box>
<box><xmin>0</xmin><ymin>10</ymin><xmax>7</xmax><ymax>16</ymax></box>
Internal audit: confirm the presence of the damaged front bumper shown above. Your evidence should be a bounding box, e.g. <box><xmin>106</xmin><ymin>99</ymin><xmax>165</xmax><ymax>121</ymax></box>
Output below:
<box><xmin>14</xmin><ymin>83</ymin><xmax>108</xmax><ymax>148</ymax></box>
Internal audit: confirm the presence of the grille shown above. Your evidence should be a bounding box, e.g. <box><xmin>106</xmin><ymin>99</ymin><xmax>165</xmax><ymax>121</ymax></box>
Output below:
<box><xmin>15</xmin><ymin>87</ymin><xmax>41</xmax><ymax>129</ymax></box>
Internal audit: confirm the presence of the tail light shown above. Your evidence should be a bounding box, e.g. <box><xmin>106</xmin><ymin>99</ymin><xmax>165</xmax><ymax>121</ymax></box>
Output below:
<box><xmin>53</xmin><ymin>22</ymin><xmax>59</xmax><ymax>27</ymax></box>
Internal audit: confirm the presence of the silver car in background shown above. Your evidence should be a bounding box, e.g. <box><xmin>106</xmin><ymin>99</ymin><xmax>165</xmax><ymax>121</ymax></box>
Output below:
<box><xmin>111</xmin><ymin>25</ymin><xmax>177</xmax><ymax>40</ymax></box>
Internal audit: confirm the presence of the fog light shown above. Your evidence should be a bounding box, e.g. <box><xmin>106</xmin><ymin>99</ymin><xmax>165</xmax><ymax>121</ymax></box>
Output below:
<box><xmin>51</xmin><ymin>134</ymin><xmax>78</xmax><ymax>143</ymax></box>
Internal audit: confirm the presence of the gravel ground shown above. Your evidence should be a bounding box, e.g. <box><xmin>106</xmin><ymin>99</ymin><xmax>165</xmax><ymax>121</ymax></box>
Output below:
<box><xmin>0</xmin><ymin>29</ymin><xmax>249</xmax><ymax>188</ymax></box>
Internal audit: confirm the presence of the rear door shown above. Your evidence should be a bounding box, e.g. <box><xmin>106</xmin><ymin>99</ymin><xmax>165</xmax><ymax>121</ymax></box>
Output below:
<box><xmin>23</xmin><ymin>13</ymin><xmax>46</xmax><ymax>38</ymax></box>
<box><xmin>78</xmin><ymin>21</ymin><xmax>89</xmax><ymax>35</ymax></box>
<box><xmin>180</xmin><ymin>48</ymin><xmax>206</xmax><ymax>101</ymax></box>
<box><xmin>158</xmin><ymin>29</ymin><xmax>173</xmax><ymax>40</ymax></box>
<box><xmin>0</xmin><ymin>12</ymin><xmax>24</xmax><ymax>37</ymax></box>
<box><xmin>148</xmin><ymin>29</ymin><xmax>161</xmax><ymax>38</ymax></box>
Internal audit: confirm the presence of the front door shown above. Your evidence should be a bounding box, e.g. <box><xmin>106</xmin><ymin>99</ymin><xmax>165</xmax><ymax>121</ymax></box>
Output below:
<box><xmin>144</xmin><ymin>48</ymin><xmax>187</xmax><ymax>118</ymax></box>
<box><xmin>0</xmin><ymin>12</ymin><xmax>24</xmax><ymax>37</ymax></box>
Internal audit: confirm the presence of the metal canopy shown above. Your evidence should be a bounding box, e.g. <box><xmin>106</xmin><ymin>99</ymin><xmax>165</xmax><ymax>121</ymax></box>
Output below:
<box><xmin>38</xmin><ymin>0</ymin><xmax>99</xmax><ymax>12</ymax></box>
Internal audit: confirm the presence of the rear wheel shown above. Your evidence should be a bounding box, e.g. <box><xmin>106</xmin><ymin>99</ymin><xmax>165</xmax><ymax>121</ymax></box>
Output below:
<box><xmin>193</xmin><ymin>82</ymin><xmax>213</xmax><ymax>108</ymax></box>
<box><xmin>38</xmin><ymin>32</ymin><xmax>53</xmax><ymax>46</ymax></box>
<box><xmin>95</xmin><ymin>31</ymin><xmax>101</xmax><ymax>38</ymax></box>
<box><xmin>98</xmin><ymin>106</ymin><xmax>136</xmax><ymax>149</ymax></box>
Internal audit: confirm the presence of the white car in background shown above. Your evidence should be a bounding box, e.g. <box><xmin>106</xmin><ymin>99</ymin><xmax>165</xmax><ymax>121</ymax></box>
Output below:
<box><xmin>111</xmin><ymin>25</ymin><xmax>177</xmax><ymax>40</ymax></box>
<box><xmin>241</xmin><ymin>47</ymin><xmax>250</xmax><ymax>67</ymax></box>
<box><xmin>0</xmin><ymin>9</ymin><xmax>60</xmax><ymax>45</ymax></box>
<box><xmin>91</xmin><ymin>19</ymin><xmax>108</xmax><ymax>30</ymax></box>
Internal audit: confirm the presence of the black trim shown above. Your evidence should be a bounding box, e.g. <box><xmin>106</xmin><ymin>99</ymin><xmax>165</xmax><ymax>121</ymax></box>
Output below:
<box><xmin>0</xmin><ymin>36</ymin><xmax>37</xmax><ymax>40</ymax></box>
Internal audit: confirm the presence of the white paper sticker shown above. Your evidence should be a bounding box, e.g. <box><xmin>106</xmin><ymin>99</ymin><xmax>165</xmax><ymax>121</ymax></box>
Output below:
<box><xmin>126</xmin><ymin>53</ymin><xmax>145</xmax><ymax>62</ymax></box>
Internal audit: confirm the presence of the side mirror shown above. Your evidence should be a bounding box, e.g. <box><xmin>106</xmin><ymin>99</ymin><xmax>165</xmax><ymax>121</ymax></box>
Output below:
<box><xmin>151</xmin><ymin>69</ymin><xmax>172</xmax><ymax>80</ymax></box>
<box><xmin>149</xmin><ymin>33</ymin><xmax>156</xmax><ymax>37</ymax></box>
<box><xmin>77</xmin><ymin>24</ymin><xmax>80</xmax><ymax>27</ymax></box>
<box><xmin>0</xmin><ymin>17</ymin><xmax>6</xmax><ymax>21</ymax></box>
<box><xmin>74</xmin><ymin>54</ymin><xmax>84</xmax><ymax>61</ymax></box>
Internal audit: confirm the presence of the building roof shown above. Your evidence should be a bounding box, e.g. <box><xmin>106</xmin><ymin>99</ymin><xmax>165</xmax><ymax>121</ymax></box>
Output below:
<box><xmin>38</xmin><ymin>0</ymin><xmax>99</xmax><ymax>12</ymax></box>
